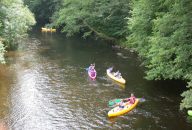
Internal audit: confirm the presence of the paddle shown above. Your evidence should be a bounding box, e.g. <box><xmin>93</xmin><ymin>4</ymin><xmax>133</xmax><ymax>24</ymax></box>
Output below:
<box><xmin>108</xmin><ymin>97</ymin><xmax>146</xmax><ymax>107</ymax></box>
<box><xmin>108</xmin><ymin>99</ymin><xmax>122</xmax><ymax>107</ymax></box>
<box><xmin>139</xmin><ymin>97</ymin><xmax>146</xmax><ymax>102</ymax></box>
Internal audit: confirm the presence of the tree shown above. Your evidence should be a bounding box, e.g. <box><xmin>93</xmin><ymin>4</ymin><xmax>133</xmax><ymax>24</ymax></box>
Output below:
<box><xmin>0</xmin><ymin>0</ymin><xmax>36</xmax><ymax>63</ymax></box>
<box><xmin>24</xmin><ymin>0</ymin><xmax>62</xmax><ymax>23</ymax></box>
<box><xmin>127</xmin><ymin>0</ymin><xmax>192</xmax><ymax>109</ymax></box>
<box><xmin>52</xmin><ymin>0</ymin><xmax>130</xmax><ymax>41</ymax></box>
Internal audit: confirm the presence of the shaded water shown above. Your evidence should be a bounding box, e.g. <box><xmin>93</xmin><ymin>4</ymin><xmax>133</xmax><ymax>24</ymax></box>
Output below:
<box><xmin>0</xmin><ymin>30</ymin><xmax>192</xmax><ymax>129</ymax></box>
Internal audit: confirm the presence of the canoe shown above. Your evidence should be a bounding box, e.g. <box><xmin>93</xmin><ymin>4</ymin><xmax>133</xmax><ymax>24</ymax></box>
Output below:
<box><xmin>108</xmin><ymin>98</ymin><xmax>145</xmax><ymax>107</ymax></box>
<box><xmin>188</xmin><ymin>110</ymin><xmax>192</xmax><ymax>116</ymax></box>
<box><xmin>108</xmin><ymin>99</ymin><xmax>139</xmax><ymax>117</ymax></box>
<box><xmin>88</xmin><ymin>69</ymin><xmax>97</xmax><ymax>80</ymax></box>
<box><xmin>41</xmin><ymin>28</ymin><xmax>56</xmax><ymax>32</ymax></box>
<box><xmin>106</xmin><ymin>69</ymin><xmax>126</xmax><ymax>84</ymax></box>
<box><xmin>41</xmin><ymin>27</ymin><xmax>56</xmax><ymax>32</ymax></box>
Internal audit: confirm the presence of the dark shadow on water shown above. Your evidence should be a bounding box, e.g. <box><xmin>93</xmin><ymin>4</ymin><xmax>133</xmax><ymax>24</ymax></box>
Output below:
<box><xmin>152</xmin><ymin>79</ymin><xmax>187</xmax><ymax>95</ymax></box>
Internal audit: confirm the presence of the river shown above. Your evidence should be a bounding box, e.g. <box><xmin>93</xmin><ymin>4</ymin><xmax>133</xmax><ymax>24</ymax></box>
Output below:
<box><xmin>0</xmin><ymin>29</ymin><xmax>192</xmax><ymax>130</ymax></box>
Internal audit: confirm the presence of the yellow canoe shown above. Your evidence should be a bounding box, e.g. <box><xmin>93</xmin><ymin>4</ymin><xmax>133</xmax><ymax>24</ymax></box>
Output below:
<box><xmin>106</xmin><ymin>69</ymin><xmax>126</xmax><ymax>84</ymax></box>
<box><xmin>108</xmin><ymin>99</ymin><xmax>139</xmax><ymax>117</ymax></box>
<box><xmin>41</xmin><ymin>27</ymin><xmax>56</xmax><ymax>32</ymax></box>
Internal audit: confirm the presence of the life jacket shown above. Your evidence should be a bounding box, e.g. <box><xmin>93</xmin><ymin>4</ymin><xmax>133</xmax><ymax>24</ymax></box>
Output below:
<box><xmin>91</xmin><ymin>70</ymin><xmax>96</xmax><ymax>77</ymax></box>
<box><xmin>118</xmin><ymin>101</ymin><xmax>124</xmax><ymax>108</ymax></box>
<box><xmin>129</xmin><ymin>96</ymin><xmax>136</xmax><ymax>104</ymax></box>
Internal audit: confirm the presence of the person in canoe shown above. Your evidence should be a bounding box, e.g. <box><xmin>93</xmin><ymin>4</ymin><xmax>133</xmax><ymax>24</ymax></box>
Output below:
<box><xmin>89</xmin><ymin>63</ymin><xmax>95</xmax><ymax>70</ymax></box>
<box><xmin>88</xmin><ymin>64</ymin><xmax>93</xmax><ymax>70</ymax></box>
<box><xmin>123</xmin><ymin>93</ymin><xmax>136</xmax><ymax>105</ymax></box>
<box><xmin>113</xmin><ymin>100</ymin><xmax>125</xmax><ymax>111</ymax></box>
<box><xmin>107</xmin><ymin>67</ymin><xmax>113</xmax><ymax>73</ymax></box>
<box><xmin>118</xmin><ymin>101</ymin><xmax>125</xmax><ymax>110</ymax></box>
<box><xmin>88</xmin><ymin>63</ymin><xmax>97</xmax><ymax>79</ymax></box>
<box><xmin>114</xmin><ymin>70</ymin><xmax>119</xmax><ymax>76</ymax></box>
<box><xmin>115</xmin><ymin>93</ymin><xmax>136</xmax><ymax>111</ymax></box>
<box><xmin>92</xmin><ymin>63</ymin><xmax>95</xmax><ymax>69</ymax></box>
<box><xmin>114</xmin><ymin>70</ymin><xmax>122</xmax><ymax>79</ymax></box>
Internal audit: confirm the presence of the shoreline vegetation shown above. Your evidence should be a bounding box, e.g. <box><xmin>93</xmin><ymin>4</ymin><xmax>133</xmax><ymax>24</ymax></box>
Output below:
<box><xmin>0</xmin><ymin>0</ymin><xmax>36</xmax><ymax>63</ymax></box>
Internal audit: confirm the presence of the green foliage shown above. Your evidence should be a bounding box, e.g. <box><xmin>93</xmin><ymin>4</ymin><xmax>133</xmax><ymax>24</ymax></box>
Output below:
<box><xmin>180</xmin><ymin>89</ymin><xmax>192</xmax><ymax>109</ymax></box>
<box><xmin>24</xmin><ymin>0</ymin><xmax>62</xmax><ymax>23</ymax></box>
<box><xmin>147</xmin><ymin>1</ymin><xmax>192</xmax><ymax>80</ymax></box>
<box><xmin>52</xmin><ymin>0</ymin><xmax>130</xmax><ymax>39</ymax></box>
<box><xmin>0</xmin><ymin>0</ymin><xmax>35</xmax><ymax>63</ymax></box>
<box><xmin>127</xmin><ymin>0</ymin><xmax>192</xmax><ymax>109</ymax></box>
<box><xmin>0</xmin><ymin>40</ymin><xmax>5</xmax><ymax>64</ymax></box>
<box><xmin>180</xmin><ymin>77</ymin><xmax>192</xmax><ymax>110</ymax></box>
<box><xmin>2</xmin><ymin>1</ymin><xmax>36</xmax><ymax>43</ymax></box>
<box><xmin>127</xmin><ymin>0</ymin><xmax>160</xmax><ymax>57</ymax></box>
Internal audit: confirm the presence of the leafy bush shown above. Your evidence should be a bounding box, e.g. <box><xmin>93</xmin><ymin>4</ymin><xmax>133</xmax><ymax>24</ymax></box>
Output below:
<box><xmin>52</xmin><ymin>0</ymin><xmax>130</xmax><ymax>40</ymax></box>
<box><xmin>0</xmin><ymin>0</ymin><xmax>36</xmax><ymax>63</ymax></box>
<box><xmin>127</xmin><ymin>0</ymin><xmax>192</xmax><ymax>110</ymax></box>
